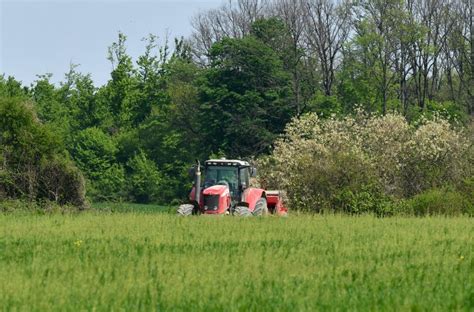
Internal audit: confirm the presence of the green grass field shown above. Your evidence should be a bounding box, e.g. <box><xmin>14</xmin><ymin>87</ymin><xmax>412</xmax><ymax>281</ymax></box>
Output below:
<box><xmin>0</xmin><ymin>212</ymin><xmax>472</xmax><ymax>311</ymax></box>
<box><xmin>92</xmin><ymin>202</ymin><xmax>174</xmax><ymax>214</ymax></box>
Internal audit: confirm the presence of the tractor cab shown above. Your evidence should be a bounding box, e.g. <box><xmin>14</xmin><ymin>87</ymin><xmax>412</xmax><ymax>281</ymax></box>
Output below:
<box><xmin>203</xmin><ymin>159</ymin><xmax>253</xmax><ymax>202</ymax></box>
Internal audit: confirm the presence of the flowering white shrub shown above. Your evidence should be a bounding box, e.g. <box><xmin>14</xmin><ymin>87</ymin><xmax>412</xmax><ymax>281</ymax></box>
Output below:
<box><xmin>401</xmin><ymin>117</ymin><xmax>471</xmax><ymax>196</ymax></box>
<box><xmin>258</xmin><ymin>112</ymin><xmax>473</xmax><ymax>212</ymax></box>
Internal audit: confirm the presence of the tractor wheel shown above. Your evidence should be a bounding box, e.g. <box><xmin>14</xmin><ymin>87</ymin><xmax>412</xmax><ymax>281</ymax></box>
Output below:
<box><xmin>233</xmin><ymin>205</ymin><xmax>252</xmax><ymax>217</ymax></box>
<box><xmin>252</xmin><ymin>198</ymin><xmax>268</xmax><ymax>216</ymax></box>
<box><xmin>177</xmin><ymin>204</ymin><xmax>194</xmax><ymax>216</ymax></box>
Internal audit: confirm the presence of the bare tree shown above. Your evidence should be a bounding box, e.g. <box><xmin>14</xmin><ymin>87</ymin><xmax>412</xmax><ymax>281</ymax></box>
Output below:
<box><xmin>390</xmin><ymin>0</ymin><xmax>419</xmax><ymax>113</ymax></box>
<box><xmin>190</xmin><ymin>0</ymin><xmax>270</xmax><ymax>63</ymax></box>
<box><xmin>349</xmin><ymin>0</ymin><xmax>403</xmax><ymax>114</ymax></box>
<box><xmin>304</xmin><ymin>0</ymin><xmax>351</xmax><ymax>96</ymax></box>
<box><xmin>270</xmin><ymin>0</ymin><xmax>308</xmax><ymax>114</ymax></box>
<box><xmin>408</xmin><ymin>0</ymin><xmax>454</xmax><ymax>109</ymax></box>
<box><xmin>188</xmin><ymin>0</ymin><xmax>472</xmax><ymax>116</ymax></box>
<box><xmin>447</xmin><ymin>0</ymin><xmax>473</xmax><ymax>115</ymax></box>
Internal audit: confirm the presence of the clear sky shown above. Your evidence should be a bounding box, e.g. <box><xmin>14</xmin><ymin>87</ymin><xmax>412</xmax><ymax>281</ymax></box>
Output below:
<box><xmin>0</xmin><ymin>0</ymin><xmax>222</xmax><ymax>86</ymax></box>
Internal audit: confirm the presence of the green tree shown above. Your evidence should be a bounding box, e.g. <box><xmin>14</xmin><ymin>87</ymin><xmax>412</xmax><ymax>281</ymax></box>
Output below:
<box><xmin>251</xmin><ymin>17</ymin><xmax>315</xmax><ymax>115</ymax></box>
<box><xmin>68</xmin><ymin>73</ymin><xmax>112</xmax><ymax>132</ymax></box>
<box><xmin>0</xmin><ymin>75</ymin><xmax>28</xmax><ymax>98</ymax></box>
<box><xmin>126</xmin><ymin>151</ymin><xmax>162</xmax><ymax>203</ymax></box>
<box><xmin>128</xmin><ymin>55</ymin><xmax>204</xmax><ymax>202</ymax></box>
<box><xmin>134</xmin><ymin>34</ymin><xmax>169</xmax><ymax>125</ymax></box>
<box><xmin>71</xmin><ymin>127</ymin><xmax>125</xmax><ymax>201</ymax></box>
<box><xmin>100</xmin><ymin>32</ymin><xmax>141</xmax><ymax>130</ymax></box>
<box><xmin>32</xmin><ymin>74</ymin><xmax>72</xmax><ymax>137</ymax></box>
<box><xmin>199</xmin><ymin>36</ymin><xmax>292</xmax><ymax>157</ymax></box>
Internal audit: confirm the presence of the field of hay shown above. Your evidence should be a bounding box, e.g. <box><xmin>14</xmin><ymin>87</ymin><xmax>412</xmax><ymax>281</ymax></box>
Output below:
<box><xmin>0</xmin><ymin>210</ymin><xmax>472</xmax><ymax>311</ymax></box>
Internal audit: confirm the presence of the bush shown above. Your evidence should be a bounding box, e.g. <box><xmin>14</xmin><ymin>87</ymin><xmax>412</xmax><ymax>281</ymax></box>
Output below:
<box><xmin>405</xmin><ymin>189</ymin><xmax>473</xmax><ymax>216</ymax></box>
<box><xmin>400</xmin><ymin>117</ymin><xmax>471</xmax><ymax>196</ymax></box>
<box><xmin>259</xmin><ymin>111</ymin><xmax>473</xmax><ymax>214</ymax></box>
<box><xmin>458</xmin><ymin>177</ymin><xmax>474</xmax><ymax>205</ymax></box>
<box><xmin>0</xmin><ymin>97</ymin><xmax>87</xmax><ymax>209</ymax></box>
<box><xmin>39</xmin><ymin>156</ymin><xmax>88</xmax><ymax>209</ymax></box>
<box><xmin>0</xmin><ymin>199</ymin><xmax>80</xmax><ymax>213</ymax></box>
<box><xmin>334</xmin><ymin>186</ymin><xmax>396</xmax><ymax>216</ymax></box>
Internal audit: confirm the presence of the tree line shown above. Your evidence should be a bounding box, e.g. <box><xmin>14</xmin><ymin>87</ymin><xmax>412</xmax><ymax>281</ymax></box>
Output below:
<box><xmin>0</xmin><ymin>0</ymin><xmax>473</xmax><ymax>205</ymax></box>
<box><xmin>191</xmin><ymin>0</ymin><xmax>473</xmax><ymax>116</ymax></box>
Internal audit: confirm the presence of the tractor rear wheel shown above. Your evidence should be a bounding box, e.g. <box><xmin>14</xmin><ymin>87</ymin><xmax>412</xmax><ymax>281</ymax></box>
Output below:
<box><xmin>233</xmin><ymin>205</ymin><xmax>252</xmax><ymax>217</ymax></box>
<box><xmin>177</xmin><ymin>204</ymin><xmax>194</xmax><ymax>216</ymax></box>
<box><xmin>252</xmin><ymin>198</ymin><xmax>268</xmax><ymax>216</ymax></box>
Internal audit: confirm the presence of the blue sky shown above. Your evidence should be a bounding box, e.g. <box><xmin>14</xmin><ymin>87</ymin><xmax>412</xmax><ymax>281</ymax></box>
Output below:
<box><xmin>1</xmin><ymin>0</ymin><xmax>222</xmax><ymax>86</ymax></box>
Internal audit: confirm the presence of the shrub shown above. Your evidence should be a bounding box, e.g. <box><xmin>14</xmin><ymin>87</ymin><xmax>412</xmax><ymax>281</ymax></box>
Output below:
<box><xmin>400</xmin><ymin>117</ymin><xmax>471</xmax><ymax>196</ymax></box>
<box><xmin>405</xmin><ymin>189</ymin><xmax>473</xmax><ymax>216</ymax></box>
<box><xmin>259</xmin><ymin>111</ymin><xmax>473</xmax><ymax>214</ymax></box>
<box><xmin>458</xmin><ymin>177</ymin><xmax>474</xmax><ymax>205</ymax></box>
<box><xmin>39</xmin><ymin>156</ymin><xmax>88</xmax><ymax>209</ymax></box>
<box><xmin>0</xmin><ymin>199</ymin><xmax>79</xmax><ymax>213</ymax></box>
<box><xmin>334</xmin><ymin>186</ymin><xmax>396</xmax><ymax>216</ymax></box>
<box><xmin>0</xmin><ymin>97</ymin><xmax>87</xmax><ymax>208</ymax></box>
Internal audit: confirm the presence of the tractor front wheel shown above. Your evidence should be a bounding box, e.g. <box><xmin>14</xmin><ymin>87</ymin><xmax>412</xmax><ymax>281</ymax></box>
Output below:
<box><xmin>252</xmin><ymin>198</ymin><xmax>268</xmax><ymax>216</ymax></box>
<box><xmin>233</xmin><ymin>205</ymin><xmax>252</xmax><ymax>217</ymax></box>
<box><xmin>177</xmin><ymin>204</ymin><xmax>194</xmax><ymax>216</ymax></box>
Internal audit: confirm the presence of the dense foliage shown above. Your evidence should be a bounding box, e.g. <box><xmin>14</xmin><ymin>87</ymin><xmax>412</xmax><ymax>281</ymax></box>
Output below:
<box><xmin>259</xmin><ymin>112</ymin><xmax>474</xmax><ymax>214</ymax></box>
<box><xmin>0</xmin><ymin>97</ymin><xmax>87</xmax><ymax>208</ymax></box>
<box><xmin>1</xmin><ymin>0</ymin><xmax>473</xmax><ymax>208</ymax></box>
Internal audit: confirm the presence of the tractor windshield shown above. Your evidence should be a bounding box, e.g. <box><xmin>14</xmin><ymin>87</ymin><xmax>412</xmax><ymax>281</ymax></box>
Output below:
<box><xmin>204</xmin><ymin>166</ymin><xmax>238</xmax><ymax>192</ymax></box>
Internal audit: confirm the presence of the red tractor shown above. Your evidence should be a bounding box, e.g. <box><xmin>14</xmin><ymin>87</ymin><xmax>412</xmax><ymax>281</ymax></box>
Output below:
<box><xmin>177</xmin><ymin>159</ymin><xmax>287</xmax><ymax>216</ymax></box>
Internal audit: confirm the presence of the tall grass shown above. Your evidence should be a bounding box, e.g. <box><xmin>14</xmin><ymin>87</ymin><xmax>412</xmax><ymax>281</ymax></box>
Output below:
<box><xmin>0</xmin><ymin>214</ymin><xmax>472</xmax><ymax>311</ymax></box>
<box><xmin>92</xmin><ymin>202</ymin><xmax>174</xmax><ymax>214</ymax></box>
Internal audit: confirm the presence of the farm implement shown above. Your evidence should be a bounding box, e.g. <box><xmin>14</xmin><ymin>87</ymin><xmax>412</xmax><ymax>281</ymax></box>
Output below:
<box><xmin>177</xmin><ymin>159</ymin><xmax>287</xmax><ymax>216</ymax></box>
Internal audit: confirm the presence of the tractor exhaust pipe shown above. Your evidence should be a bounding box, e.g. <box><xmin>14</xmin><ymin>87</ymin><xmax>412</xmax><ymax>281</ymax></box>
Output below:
<box><xmin>194</xmin><ymin>160</ymin><xmax>201</xmax><ymax>205</ymax></box>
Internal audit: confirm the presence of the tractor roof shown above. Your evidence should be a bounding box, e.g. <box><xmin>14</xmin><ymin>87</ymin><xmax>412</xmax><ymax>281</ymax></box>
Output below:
<box><xmin>205</xmin><ymin>159</ymin><xmax>250</xmax><ymax>167</ymax></box>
